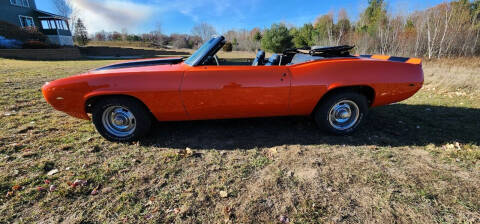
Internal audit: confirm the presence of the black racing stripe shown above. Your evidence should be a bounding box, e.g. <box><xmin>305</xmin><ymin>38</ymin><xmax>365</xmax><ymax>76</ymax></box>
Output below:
<box><xmin>388</xmin><ymin>56</ymin><xmax>410</xmax><ymax>62</ymax></box>
<box><xmin>95</xmin><ymin>58</ymin><xmax>184</xmax><ymax>71</ymax></box>
<box><xmin>359</xmin><ymin>54</ymin><xmax>372</xmax><ymax>58</ymax></box>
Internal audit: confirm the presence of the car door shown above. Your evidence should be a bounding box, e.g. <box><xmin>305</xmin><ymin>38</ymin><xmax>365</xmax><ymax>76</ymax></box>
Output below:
<box><xmin>181</xmin><ymin>65</ymin><xmax>291</xmax><ymax>120</ymax></box>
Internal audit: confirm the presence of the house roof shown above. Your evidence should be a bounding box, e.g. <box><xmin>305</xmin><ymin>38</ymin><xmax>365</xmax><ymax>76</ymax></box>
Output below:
<box><xmin>34</xmin><ymin>9</ymin><xmax>68</xmax><ymax>20</ymax></box>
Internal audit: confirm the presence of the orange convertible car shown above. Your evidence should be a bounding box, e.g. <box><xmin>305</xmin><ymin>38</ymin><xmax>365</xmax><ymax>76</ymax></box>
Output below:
<box><xmin>42</xmin><ymin>36</ymin><xmax>423</xmax><ymax>142</ymax></box>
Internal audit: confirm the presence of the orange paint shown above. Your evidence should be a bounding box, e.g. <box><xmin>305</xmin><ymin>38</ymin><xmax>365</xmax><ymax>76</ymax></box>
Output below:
<box><xmin>42</xmin><ymin>56</ymin><xmax>423</xmax><ymax>122</ymax></box>
<box><xmin>406</xmin><ymin>58</ymin><xmax>422</xmax><ymax>65</ymax></box>
<box><xmin>371</xmin><ymin>55</ymin><xmax>391</xmax><ymax>60</ymax></box>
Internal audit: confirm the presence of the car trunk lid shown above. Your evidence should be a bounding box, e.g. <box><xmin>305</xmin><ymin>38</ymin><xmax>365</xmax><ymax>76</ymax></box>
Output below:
<box><xmin>357</xmin><ymin>54</ymin><xmax>422</xmax><ymax>65</ymax></box>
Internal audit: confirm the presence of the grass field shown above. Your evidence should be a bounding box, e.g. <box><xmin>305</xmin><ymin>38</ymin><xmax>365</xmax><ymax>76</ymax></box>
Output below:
<box><xmin>0</xmin><ymin>56</ymin><xmax>479</xmax><ymax>223</ymax></box>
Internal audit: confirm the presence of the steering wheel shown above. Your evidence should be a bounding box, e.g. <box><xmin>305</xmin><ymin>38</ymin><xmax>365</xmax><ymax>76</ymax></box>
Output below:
<box><xmin>213</xmin><ymin>55</ymin><xmax>220</xmax><ymax>66</ymax></box>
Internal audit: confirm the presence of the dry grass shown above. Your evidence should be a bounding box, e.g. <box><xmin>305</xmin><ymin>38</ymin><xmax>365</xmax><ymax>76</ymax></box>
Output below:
<box><xmin>87</xmin><ymin>41</ymin><xmax>160</xmax><ymax>50</ymax></box>
<box><xmin>0</xmin><ymin>57</ymin><xmax>479</xmax><ymax>223</ymax></box>
<box><xmin>423</xmin><ymin>57</ymin><xmax>480</xmax><ymax>94</ymax></box>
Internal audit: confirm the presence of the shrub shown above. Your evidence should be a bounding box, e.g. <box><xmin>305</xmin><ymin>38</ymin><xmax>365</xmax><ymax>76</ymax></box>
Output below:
<box><xmin>22</xmin><ymin>26</ymin><xmax>46</xmax><ymax>42</ymax></box>
<box><xmin>126</xmin><ymin>34</ymin><xmax>141</xmax><ymax>42</ymax></box>
<box><xmin>111</xmin><ymin>32</ymin><xmax>122</xmax><ymax>41</ymax></box>
<box><xmin>0</xmin><ymin>36</ymin><xmax>23</xmax><ymax>49</ymax></box>
<box><xmin>172</xmin><ymin>37</ymin><xmax>190</xmax><ymax>49</ymax></box>
<box><xmin>188</xmin><ymin>35</ymin><xmax>202</xmax><ymax>49</ymax></box>
<box><xmin>261</xmin><ymin>23</ymin><xmax>293</xmax><ymax>53</ymax></box>
<box><xmin>22</xmin><ymin>40</ymin><xmax>49</xmax><ymax>49</ymax></box>
<box><xmin>170</xmin><ymin>34</ymin><xmax>194</xmax><ymax>49</ymax></box>
<box><xmin>223</xmin><ymin>42</ymin><xmax>233</xmax><ymax>52</ymax></box>
<box><xmin>0</xmin><ymin>21</ymin><xmax>46</xmax><ymax>43</ymax></box>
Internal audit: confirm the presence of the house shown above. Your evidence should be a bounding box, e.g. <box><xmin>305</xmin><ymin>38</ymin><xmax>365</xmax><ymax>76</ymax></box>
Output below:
<box><xmin>0</xmin><ymin>0</ymin><xmax>73</xmax><ymax>46</ymax></box>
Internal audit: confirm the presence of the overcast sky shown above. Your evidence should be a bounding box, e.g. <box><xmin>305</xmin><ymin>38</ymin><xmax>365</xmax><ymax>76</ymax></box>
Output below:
<box><xmin>36</xmin><ymin>0</ymin><xmax>451</xmax><ymax>34</ymax></box>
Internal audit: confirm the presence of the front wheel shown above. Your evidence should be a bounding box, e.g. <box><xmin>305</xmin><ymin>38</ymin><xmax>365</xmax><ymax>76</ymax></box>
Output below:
<box><xmin>314</xmin><ymin>92</ymin><xmax>368</xmax><ymax>135</ymax></box>
<box><xmin>92</xmin><ymin>97</ymin><xmax>152</xmax><ymax>142</ymax></box>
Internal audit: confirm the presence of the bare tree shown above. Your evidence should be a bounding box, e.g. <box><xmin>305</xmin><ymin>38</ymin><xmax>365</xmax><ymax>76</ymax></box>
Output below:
<box><xmin>438</xmin><ymin>3</ymin><xmax>453</xmax><ymax>58</ymax></box>
<box><xmin>222</xmin><ymin>29</ymin><xmax>262</xmax><ymax>51</ymax></box>
<box><xmin>121</xmin><ymin>28</ymin><xmax>128</xmax><ymax>41</ymax></box>
<box><xmin>68</xmin><ymin>5</ymin><xmax>79</xmax><ymax>34</ymax></box>
<box><xmin>154</xmin><ymin>22</ymin><xmax>162</xmax><ymax>35</ymax></box>
<box><xmin>425</xmin><ymin>7</ymin><xmax>442</xmax><ymax>59</ymax></box>
<box><xmin>314</xmin><ymin>13</ymin><xmax>335</xmax><ymax>46</ymax></box>
<box><xmin>52</xmin><ymin>0</ymin><xmax>78</xmax><ymax>32</ymax></box>
<box><xmin>335</xmin><ymin>9</ymin><xmax>350</xmax><ymax>45</ymax></box>
<box><xmin>191</xmin><ymin>23</ymin><xmax>217</xmax><ymax>43</ymax></box>
<box><xmin>52</xmin><ymin>0</ymin><xmax>70</xmax><ymax>17</ymax></box>
<box><xmin>151</xmin><ymin>22</ymin><xmax>166</xmax><ymax>47</ymax></box>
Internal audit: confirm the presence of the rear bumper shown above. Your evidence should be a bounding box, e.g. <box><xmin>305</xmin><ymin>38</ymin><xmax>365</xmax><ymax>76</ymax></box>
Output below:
<box><xmin>371</xmin><ymin>78</ymin><xmax>423</xmax><ymax>107</ymax></box>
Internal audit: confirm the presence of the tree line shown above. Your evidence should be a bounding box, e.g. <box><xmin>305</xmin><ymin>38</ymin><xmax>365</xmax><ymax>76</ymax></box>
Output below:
<box><xmin>258</xmin><ymin>0</ymin><xmax>480</xmax><ymax>58</ymax></box>
<box><xmin>80</xmin><ymin>22</ymin><xmax>214</xmax><ymax>50</ymax></box>
<box><xmin>77</xmin><ymin>0</ymin><xmax>479</xmax><ymax>58</ymax></box>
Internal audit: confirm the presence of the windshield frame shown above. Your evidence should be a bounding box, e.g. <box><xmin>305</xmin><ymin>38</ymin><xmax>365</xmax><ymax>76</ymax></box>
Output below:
<box><xmin>184</xmin><ymin>36</ymin><xmax>225</xmax><ymax>66</ymax></box>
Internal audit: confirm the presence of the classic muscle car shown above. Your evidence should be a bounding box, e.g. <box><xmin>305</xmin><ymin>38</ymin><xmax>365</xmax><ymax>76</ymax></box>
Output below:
<box><xmin>42</xmin><ymin>36</ymin><xmax>423</xmax><ymax>142</ymax></box>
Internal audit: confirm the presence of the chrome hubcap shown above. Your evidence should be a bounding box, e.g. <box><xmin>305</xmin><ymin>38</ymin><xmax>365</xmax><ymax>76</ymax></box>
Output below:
<box><xmin>102</xmin><ymin>106</ymin><xmax>136</xmax><ymax>137</ymax></box>
<box><xmin>328</xmin><ymin>100</ymin><xmax>359</xmax><ymax>130</ymax></box>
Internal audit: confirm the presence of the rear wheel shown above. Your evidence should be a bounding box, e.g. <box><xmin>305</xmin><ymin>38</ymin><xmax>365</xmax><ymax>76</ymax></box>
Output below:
<box><xmin>92</xmin><ymin>97</ymin><xmax>152</xmax><ymax>142</ymax></box>
<box><xmin>314</xmin><ymin>92</ymin><xmax>368</xmax><ymax>135</ymax></box>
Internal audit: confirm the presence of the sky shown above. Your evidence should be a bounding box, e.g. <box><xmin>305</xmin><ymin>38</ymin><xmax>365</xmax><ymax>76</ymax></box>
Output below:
<box><xmin>35</xmin><ymin>0</ymin><xmax>451</xmax><ymax>35</ymax></box>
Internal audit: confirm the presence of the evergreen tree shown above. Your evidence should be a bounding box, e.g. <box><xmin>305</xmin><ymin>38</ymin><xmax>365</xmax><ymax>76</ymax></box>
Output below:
<box><xmin>232</xmin><ymin>38</ymin><xmax>238</xmax><ymax>48</ymax></box>
<box><xmin>359</xmin><ymin>0</ymin><xmax>387</xmax><ymax>35</ymax></box>
<box><xmin>74</xmin><ymin>18</ymin><xmax>89</xmax><ymax>46</ymax></box>
<box><xmin>292</xmin><ymin>23</ymin><xmax>318</xmax><ymax>48</ymax></box>
<box><xmin>253</xmin><ymin>31</ymin><xmax>262</xmax><ymax>42</ymax></box>
<box><xmin>261</xmin><ymin>23</ymin><xmax>293</xmax><ymax>53</ymax></box>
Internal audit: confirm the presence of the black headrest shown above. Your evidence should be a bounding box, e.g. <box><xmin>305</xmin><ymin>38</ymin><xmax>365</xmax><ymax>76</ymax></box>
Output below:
<box><xmin>252</xmin><ymin>50</ymin><xmax>265</xmax><ymax>66</ymax></box>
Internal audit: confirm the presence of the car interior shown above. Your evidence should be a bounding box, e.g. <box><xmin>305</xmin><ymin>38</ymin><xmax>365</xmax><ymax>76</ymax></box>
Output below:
<box><xmin>197</xmin><ymin>36</ymin><xmax>354</xmax><ymax>67</ymax></box>
<box><xmin>207</xmin><ymin>50</ymin><xmax>323</xmax><ymax>66</ymax></box>
<box><xmin>205</xmin><ymin>49</ymin><xmax>295</xmax><ymax>66</ymax></box>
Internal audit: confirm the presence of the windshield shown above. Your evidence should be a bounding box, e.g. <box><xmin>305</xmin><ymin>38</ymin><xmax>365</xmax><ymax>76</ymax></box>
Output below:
<box><xmin>184</xmin><ymin>36</ymin><xmax>223</xmax><ymax>66</ymax></box>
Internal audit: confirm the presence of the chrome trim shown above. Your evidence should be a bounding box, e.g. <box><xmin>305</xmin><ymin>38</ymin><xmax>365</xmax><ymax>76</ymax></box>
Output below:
<box><xmin>328</xmin><ymin>100</ymin><xmax>359</xmax><ymax>131</ymax></box>
<box><xmin>101</xmin><ymin>106</ymin><xmax>136</xmax><ymax>137</ymax></box>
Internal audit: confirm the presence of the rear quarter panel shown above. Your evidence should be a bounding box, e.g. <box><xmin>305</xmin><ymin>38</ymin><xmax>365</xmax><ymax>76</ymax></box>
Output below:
<box><xmin>288</xmin><ymin>58</ymin><xmax>423</xmax><ymax>115</ymax></box>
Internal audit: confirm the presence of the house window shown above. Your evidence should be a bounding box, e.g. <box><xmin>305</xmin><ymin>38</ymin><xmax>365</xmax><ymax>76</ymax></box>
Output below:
<box><xmin>19</xmin><ymin>16</ymin><xmax>35</xmax><ymax>28</ymax></box>
<box><xmin>10</xmin><ymin>0</ymin><xmax>30</xmax><ymax>7</ymax></box>
<box><xmin>57</xmin><ymin>20</ymin><xmax>64</xmax><ymax>30</ymax></box>
<box><xmin>61</xmin><ymin>21</ymin><xmax>69</xmax><ymax>30</ymax></box>
<box><xmin>41</xmin><ymin>20</ymin><xmax>69</xmax><ymax>30</ymax></box>
<box><xmin>48</xmin><ymin>20</ymin><xmax>56</xmax><ymax>29</ymax></box>
<box><xmin>41</xmin><ymin>20</ymin><xmax>68</xmax><ymax>30</ymax></box>
<box><xmin>41</xmin><ymin>20</ymin><xmax>50</xmax><ymax>29</ymax></box>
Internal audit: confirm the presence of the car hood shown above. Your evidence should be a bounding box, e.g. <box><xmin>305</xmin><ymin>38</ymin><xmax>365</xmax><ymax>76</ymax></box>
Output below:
<box><xmin>93</xmin><ymin>57</ymin><xmax>184</xmax><ymax>71</ymax></box>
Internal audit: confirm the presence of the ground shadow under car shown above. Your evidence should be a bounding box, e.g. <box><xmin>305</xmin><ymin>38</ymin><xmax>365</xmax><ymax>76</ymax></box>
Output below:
<box><xmin>139</xmin><ymin>104</ymin><xmax>480</xmax><ymax>150</ymax></box>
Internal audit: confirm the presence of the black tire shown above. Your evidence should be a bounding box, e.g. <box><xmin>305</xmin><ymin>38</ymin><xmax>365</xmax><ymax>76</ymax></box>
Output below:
<box><xmin>314</xmin><ymin>92</ymin><xmax>368</xmax><ymax>135</ymax></box>
<box><xmin>92</xmin><ymin>97</ymin><xmax>152</xmax><ymax>142</ymax></box>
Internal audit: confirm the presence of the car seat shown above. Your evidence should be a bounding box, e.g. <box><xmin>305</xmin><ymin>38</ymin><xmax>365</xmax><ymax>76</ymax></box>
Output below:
<box><xmin>252</xmin><ymin>50</ymin><xmax>265</xmax><ymax>66</ymax></box>
<box><xmin>265</xmin><ymin>54</ymin><xmax>280</xmax><ymax>66</ymax></box>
